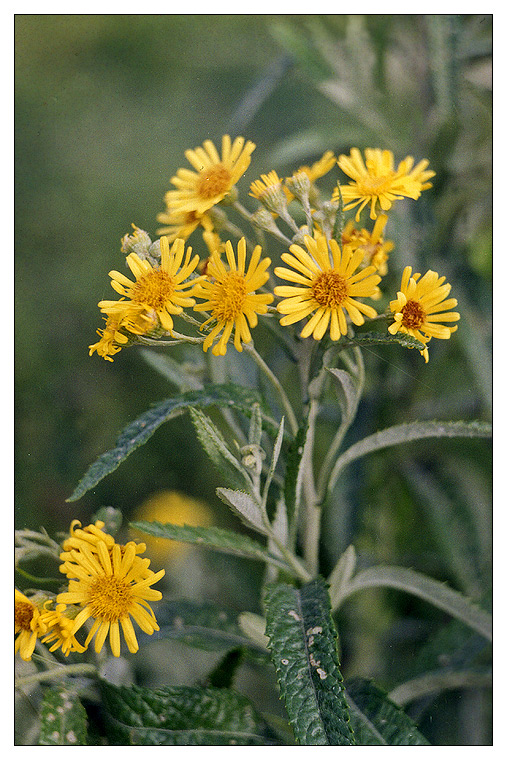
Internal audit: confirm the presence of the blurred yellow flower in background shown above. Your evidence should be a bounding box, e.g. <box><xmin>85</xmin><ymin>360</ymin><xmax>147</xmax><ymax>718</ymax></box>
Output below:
<box><xmin>131</xmin><ymin>490</ymin><xmax>214</xmax><ymax>562</ymax></box>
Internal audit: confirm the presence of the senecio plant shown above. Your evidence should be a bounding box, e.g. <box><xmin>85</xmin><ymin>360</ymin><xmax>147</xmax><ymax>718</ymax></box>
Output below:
<box><xmin>16</xmin><ymin>136</ymin><xmax>491</xmax><ymax>746</ymax></box>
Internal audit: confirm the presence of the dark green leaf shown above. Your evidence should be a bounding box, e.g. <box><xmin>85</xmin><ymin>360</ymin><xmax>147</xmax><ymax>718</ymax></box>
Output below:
<box><xmin>130</xmin><ymin>520</ymin><xmax>290</xmax><ymax>572</ymax></box>
<box><xmin>346</xmin><ymin>678</ymin><xmax>430</xmax><ymax>745</ymax></box>
<box><xmin>67</xmin><ymin>383</ymin><xmax>271</xmax><ymax>502</ymax></box>
<box><xmin>100</xmin><ymin>681</ymin><xmax>278</xmax><ymax>745</ymax></box>
<box><xmin>38</xmin><ymin>686</ymin><xmax>88</xmax><ymax>746</ymax></box>
<box><xmin>264</xmin><ymin>577</ymin><xmax>354</xmax><ymax>745</ymax></box>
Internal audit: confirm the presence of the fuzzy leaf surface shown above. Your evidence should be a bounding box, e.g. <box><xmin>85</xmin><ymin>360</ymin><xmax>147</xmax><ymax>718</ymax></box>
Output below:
<box><xmin>38</xmin><ymin>686</ymin><xmax>88</xmax><ymax>746</ymax></box>
<box><xmin>345</xmin><ymin>678</ymin><xmax>430</xmax><ymax>745</ymax></box>
<box><xmin>329</xmin><ymin>419</ymin><xmax>492</xmax><ymax>490</ymax></box>
<box><xmin>264</xmin><ymin>577</ymin><xmax>354</xmax><ymax>745</ymax></box>
<box><xmin>68</xmin><ymin>383</ymin><xmax>271</xmax><ymax>501</ymax></box>
<box><xmin>131</xmin><ymin>520</ymin><xmax>290</xmax><ymax>571</ymax></box>
<box><xmin>100</xmin><ymin>681</ymin><xmax>278</xmax><ymax>745</ymax></box>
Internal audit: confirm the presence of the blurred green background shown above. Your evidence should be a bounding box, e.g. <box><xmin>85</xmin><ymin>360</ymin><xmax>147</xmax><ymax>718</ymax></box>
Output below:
<box><xmin>15</xmin><ymin>14</ymin><xmax>492</xmax><ymax>744</ymax></box>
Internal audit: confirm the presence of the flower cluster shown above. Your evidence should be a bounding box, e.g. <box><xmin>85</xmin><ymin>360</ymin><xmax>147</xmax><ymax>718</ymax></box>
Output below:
<box><xmin>15</xmin><ymin>520</ymin><xmax>165</xmax><ymax>661</ymax></box>
<box><xmin>89</xmin><ymin>137</ymin><xmax>459</xmax><ymax>363</ymax></box>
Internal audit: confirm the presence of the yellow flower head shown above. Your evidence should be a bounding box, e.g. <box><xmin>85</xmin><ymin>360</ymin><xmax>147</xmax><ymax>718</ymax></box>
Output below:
<box><xmin>194</xmin><ymin>237</ymin><xmax>273</xmax><ymax>356</ymax></box>
<box><xmin>98</xmin><ymin>236</ymin><xmax>202</xmax><ymax>333</ymax></box>
<box><xmin>156</xmin><ymin>207</ymin><xmax>214</xmax><ymax>242</ymax></box>
<box><xmin>40</xmin><ymin>603</ymin><xmax>87</xmax><ymax>656</ymax></box>
<box><xmin>334</xmin><ymin>148</ymin><xmax>435</xmax><ymax>221</ymax></box>
<box><xmin>388</xmin><ymin>266</ymin><xmax>460</xmax><ymax>362</ymax></box>
<box><xmin>89</xmin><ymin>309</ymin><xmax>157</xmax><ymax>362</ymax></box>
<box><xmin>15</xmin><ymin>589</ymin><xmax>48</xmax><ymax>661</ymax></box>
<box><xmin>131</xmin><ymin>490</ymin><xmax>213</xmax><ymax>563</ymax></box>
<box><xmin>274</xmin><ymin>234</ymin><xmax>381</xmax><ymax>342</ymax></box>
<box><xmin>342</xmin><ymin>213</ymin><xmax>394</xmax><ymax>276</ymax></box>
<box><xmin>57</xmin><ymin>531</ymin><xmax>165</xmax><ymax>658</ymax></box>
<box><xmin>249</xmin><ymin>171</ymin><xmax>287</xmax><ymax>214</ymax></box>
<box><xmin>164</xmin><ymin>135</ymin><xmax>256</xmax><ymax>216</ymax></box>
<box><xmin>294</xmin><ymin>150</ymin><xmax>337</xmax><ymax>184</ymax></box>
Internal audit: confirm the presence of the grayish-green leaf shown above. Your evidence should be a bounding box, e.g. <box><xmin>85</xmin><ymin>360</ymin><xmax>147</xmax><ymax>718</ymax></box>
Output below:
<box><xmin>189</xmin><ymin>407</ymin><xmax>252</xmax><ymax>492</ymax></box>
<box><xmin>388</xmin><ymin>668</ymin><xmax>492</xmax><ymax>708</ymax></box>
<box><xmin>100</xmin><ymin>681</ymin><xmax>278</xmax><ymax>745</ymax></box>
<box><xmin>326</xmin><ymin>367</ymin><xmax>359</xmax><ymax>423</ymax></box>
<box><xmin>38</xmin><ymin>686</ymin><xmax>87</xmax><ymax>746</ymax></box>
<box><xmin>339</xmin><ymin>331</ymin><xmax>427</xmax><ymax>351</ymax></box>
<box><xmin>327</xmin><ymin>545</ymin><xmax>357</xmax><ymax>610</ymax></box>
<box><xmin>264</xmin><ymin>577</ymin><xmax>355</xmax><ymax>745</ymax></box>
<box><xmin>263</xmin><ymin>416</ymin><xmax>285</xmax><ymax>506</ymax></box>
<box><xmin>345</xmin><ymin>678</ymin><xmax>430</xmax><ymax>745</ymax></box>
<box><xmin>334</xmin><ymin>565</ymin><xmax>492</xmax><ymax>641</ymax></box>
<box><xmin>284</xmin><ymin>421</ymin><xmax>308</xmax><ymax>547</ymax></box>
<box><xmin>216</xmin><ymin>488</ymin><xmax>268</xmax><ymax>536</ymax></box>
<box><xmin>130</xmin><ymin>520</ymin><xmax>289</xmax><ymax>571</ymax></box>
<box><xmin>140</xmin><ymin>348</ymin><xmax>204</xmax><ymax>391</ymax></box>
<box><xmin>67</xmin><ymin>383</ymin><xmax>269</xmax><ymax>502</ymax></box>
<box><xmin>328</xmin><ymin>419</ymin><xmax>492</xmax><ymax>492</ymax></box>
<box><xmin>248</xmin><ymin>402</ymin><xmax>263</xmax><ymax>448</ymax></box>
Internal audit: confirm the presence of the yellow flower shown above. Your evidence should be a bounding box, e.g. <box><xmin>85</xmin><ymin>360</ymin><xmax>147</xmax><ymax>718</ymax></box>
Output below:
<box><xmin>249</xmin><ymin>170</ymin><xmax>287</xmax><ymax>213</ymax></box>
<box><xmin>334</xmin><ymin>148</ymin><xmax>435</xmax><ymax>221</ymax></box>
<box><xmin>98</xmin><ymin>236</ymin><xmax>202</xmax><ymax>333</ymax></box>
<box><xmin>131</xmin><ymin>490</ymin><xmax>213</xmax><ymax>563</ymax></box>
<box><xmin>388</xmin><ymin>266</ymin><xmax>460</xmax><ymax>362</ymax></box>
<box><xmin>164</xmin><ymin>135</ymin><xmax>255</xmax><ymax>216</ymax></box>
<box><xmin>293</xmin><ymin>150</ymin><xmax>337</xmax><ymax>184</ymax></box>
<box><xmin>156</xmin><ymin>208</ymin><xmax>214</xmax><ymax>242</ymax></box>
<box><xmin>89</xmin><ymin>310</ymin><xmax>157</xmax><ymax>362</ymax></box>
<box><xmin>194</xmin><ymin>237</ymin><xmax>274</xmax><ymax>356</ymax></box>
<box><xmin>341</xmin><ymin>213</ymin><xmax>394</xmax><ymax>276</ymax></box>
<box><xmin>15</xmin><ymin>589</ymin><xmax>48</xmax><ymax>661</ymax></box>
<box><xmin>274</xmin><ymin>234</ymin><xmax>381</xmax><ymax>341</ymax></box>
<box><xmin>40</xmin><ymin>603</ymin><xmax>87</xmax><ymax>656</ymax></box>
<box><xmin>57</xmin><ymin>535</ymin><xmax>165</xmax><ymax>658</ymax></box>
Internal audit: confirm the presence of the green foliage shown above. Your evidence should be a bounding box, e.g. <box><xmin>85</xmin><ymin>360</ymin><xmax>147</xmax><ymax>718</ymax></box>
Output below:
<box><xmin>38</xmin><ymin>686</ymin><xmax>88</xmax><ymax>746</ymax></box>
<box><xmin>99</xmin><ymin>681</ymin><xmax>278</xmax><ymax>745</ymax></box>
<box><xmin>67</xmin><ymin>383</ymin><xmax>275</xmax><ymax>502</ymax></box>
<box><xmin>264</xmin><ymin>578</ymin><xmax>355</xmax><ymax>745</ymax></box>
<box><xmin>345</xmin><ymin>678</ymin><xmax>430</xmax><ymax>745</ymax></box>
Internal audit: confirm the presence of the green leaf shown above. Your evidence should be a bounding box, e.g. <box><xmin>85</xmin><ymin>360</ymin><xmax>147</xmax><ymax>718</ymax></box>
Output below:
<box><xmin>345</xmin><ymin>678</ymin><xmax>430</xmax><ymax>745</ymax></box>
<box><xmin>140</xmin><ymin>347</ymin><xmax>204</xmax><ymax>391</ymax></box>
<box><xmin>264</xmin><ymin>577</ymin><xmax>355</xmax><ymax>746</ymax></box>
<box><xmin>67</xmin><ymin>383</ymin><xmax>270</xmax><ymax>502</ymax></box>
<box><xmin>328</xmin><ymin>419</ymin><xmax>492</xmax><ymax>492</ymax></box>
<box><xmin>326</xmin><ymin>367</ymin><xmax>360</xmax><ymax>423</ymax></box>
<box><xmin>216</xmin><ymin>488</ymin><xmax>268</xmax><ymax>536</ymax></box>
<box><xmin>153</xmin><ymin>599</ymin><xmax>269</xmax><ymax>659</ymax></box>
<box><xmin>339</xmin><ymin>331</ymin><xmax>427</xmax><ymax>351</ymax></box>
<box><xmin>38</xmin><ymin>686</ymin><xmax>88</xmax><ymax>746</ymax></box>
<box><xmin>388</xmin><ymin>668</ymin><xmax>492</xmax><ymax>708</ymax></box>
<box><xmin>189</xmin><ymin>407</ymin><xmax>252</xmax><ymax>492</ymax></box>
<box><xmin>130</xmin><ymin>520</ymin><xmax>289</xmax><ymax>571</ymax></box>
<box><xmin>100</xmin><ymin>681</ymin><xmax>278</xmax><ymax>745</ymax></box>
<box><xmin>334</xmin><ymin>565</ymin><xmax>492</xmax><ymax>641</ymax></box>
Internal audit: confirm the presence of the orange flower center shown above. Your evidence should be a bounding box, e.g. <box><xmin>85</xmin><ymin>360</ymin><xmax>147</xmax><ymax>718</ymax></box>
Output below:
<box><xmin>87</xmin><ymin>576</ymin><xmax>133</xmax><ymax>622</ymax></box>
<box><xmin>312</xmin><ymin>271</ymin><xmax>349</xmax><ymax>308</ymax></box>
<box><xmin>15</xmin><ymin>601</ymin><xmax>34</xmax><ymax>631</ymax></box>
<box><xmin>196</xmin><ymin>164</ymin><xmax>232</xmax><ymax>200</ymax></box>
<box><xmin>401</xmin><ymin>299</ymin><xmax>426</xmax><ymax>329</ymax></box>
<box><xmin>132</xmin><ymin>270</ymin><xmax>175</xmax><ymax>310</ymax></box>
<box><xmin>212</xmin><ymin>272</ymin><xmax>247</xmax><ymax>321</ymax></box>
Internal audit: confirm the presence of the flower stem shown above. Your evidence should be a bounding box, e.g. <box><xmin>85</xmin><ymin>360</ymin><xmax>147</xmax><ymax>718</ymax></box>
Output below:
<box><xmin>243</xmin><ymin>342</ymin><xmax>299</xmax><ymax>436</ymax></box>
<box><xmin>15</xmin><ymin>663</ymin><xmax>98</xmax><ymax>688</ymax></box>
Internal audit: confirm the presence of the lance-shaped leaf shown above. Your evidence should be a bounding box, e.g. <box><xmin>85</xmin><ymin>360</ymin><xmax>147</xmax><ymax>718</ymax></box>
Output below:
<box><xmin>334</xmin><ymin>564</ymin><xmax>492</xmax><ymax>641</ymax></box>
<box><xmin>264</xmin><ymin>577</ymin><xmax>354</xmax><ymax>746</ymax></box>
<box><xmin>189</xmin><ymin>407</ymin><xmax>252</xmax><ymax>492</ymax></box>
<box><xmin>38</xmin><ymin>686</ymin><xmax>88</xmax><ymax>746</ymax></box>
<box><xmin>326</xmin><ymin>367</ymin><xmax>360</xmax><ymax>424</ymax></box>
<box><xmin>338</xmin><ymin>331</ymin><xmax>427</xmax><ymax>351</ymax></box>
<box><xmin>345</xmin><ymin>678</ymin><xmax>430</xmax><ymax>745</ymax></box>
<box><xmin>216</xmin><ymin>488</ymin><xmax>268</xmax><ymax>536</ymax></box>
<box><xmin>130</xmin><ymin>520</ymin><xmax>290</xmax><ymax>572</ymax></box>
<box><xmin>67</xmin><ymin>383</ymin><xmax>272</xmax><ymax>502</ymax></box>
<box><xmin>284</xmin><ymin>421</ymin><xmax>308</xmax><ymax>547</ymax></box>
<box><xmin>99</xmin><ymin>681</ymin><xmax>279</xmax><ymax>745</ymax></box>
<box><xmin>328</xmin><ymin>419</ymin><xmax>492</xmax><ymax>493</ymax></box>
